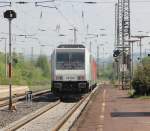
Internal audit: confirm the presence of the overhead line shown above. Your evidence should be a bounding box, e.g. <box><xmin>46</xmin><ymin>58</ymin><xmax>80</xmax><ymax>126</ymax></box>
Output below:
<box><xmin>35</xmin><ymin>4</ymin><xmax>75</xmax><ymax>27</ymax></box>
<box><xmin>35</xmin><ymin>0</ymin><xmax>55</xmax><ymax>3</ymax></box>
<box><xmin>55</xmin><ymin>7</ymin><xmax>74</xmax><ymax>27</ymax></box>
<box><xmin>3</xmin><ymin>0</ymin><xmax>150</xmax><ymax>5</ymax></box>
<box><xmin>35</xmin><ymin>4</ymin><xmax>57</xmax><ymax>8</ymax></box>
<box><xmin>0</xmin><ymin>1</ymin><xmax>10</xmax><ymax>3</ymax></box>
<box><xmin>56</xmin><ymin>0</ymin><xmax>150</xmax><ymax>4</ymax></box>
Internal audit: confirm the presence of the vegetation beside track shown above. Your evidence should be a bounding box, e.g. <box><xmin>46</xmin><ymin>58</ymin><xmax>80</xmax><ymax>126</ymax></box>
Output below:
<box><xmin>98</xmin><ymin>62</ymin><xmax>114</xmax><ymax>82</ymax></box>
<box><xmin>0</xmin><ymin>52</ymin><xmax>51</xmax><ymax>91</ymax></box>
<box><xmin>29</xmin><ymin>85</ymin><xmax>51</xmax><ymax>92</ymax></box>
<box><xmin>132</xmin><ymin>56</ymin><xmax>150</xmax><ymax>96</ymax></box>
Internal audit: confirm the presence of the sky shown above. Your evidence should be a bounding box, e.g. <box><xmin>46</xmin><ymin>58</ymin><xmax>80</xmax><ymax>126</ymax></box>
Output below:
<box><xmin>0</xmin><ymin>0</ymin><xmax>150</xmax><ymax>59</ymax></box>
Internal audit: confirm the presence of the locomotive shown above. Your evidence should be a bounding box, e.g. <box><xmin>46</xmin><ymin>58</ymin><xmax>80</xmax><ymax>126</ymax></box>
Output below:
<box><xmin>51</xmin><ymin>44</ymin><xmax>97</xmax><ymax>94</ymax></box>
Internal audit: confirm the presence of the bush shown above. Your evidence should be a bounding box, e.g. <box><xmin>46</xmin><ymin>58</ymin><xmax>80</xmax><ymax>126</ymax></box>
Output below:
<box><xmin>100</xmin><ymin>63</ymin><xmax>114</xmax><ymax>81</ymax></box>
<box><xmin>0</xmin><ymin>53</ymin><xmax>51</xmax><ymax>86</ymax></box>
<box><xmin>36</xmin><ymin>55</ymin><xmax>50</xmax><ymax>77</ymax></box>
<box><xmin>132</xmin><ymin>57</ymin><xmax>150</xmax><ymax>96</ymax></box>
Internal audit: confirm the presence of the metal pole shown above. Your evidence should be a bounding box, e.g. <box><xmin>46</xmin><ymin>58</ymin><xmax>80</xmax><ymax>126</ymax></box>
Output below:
<box><xmin>103</xmin><ymin>47</ymin><xmax>104</xmax><ymax>70</ymax></box>
<box><xmin>74</xmin><ymin>28</ymin><xmax>75</xmax><ymax>44</ymax></box>
<box><xmin>8</xmin><ymin>19</ymin><xmax>12</xmax><ymax>110</ymax></box>
<box><xmin>73</xmin><ymin>27</ymin><xmax>77</xmax><ymax>44</ymax></box>
<box><xmin>122</xmin><ymin>41</ymin><xmax>125</xmax><ymax>90</ymax></box>
<box><xmin>40</xmin><ymin>45</ymin><xmax>42</xmax><ymax>55</ymax></box>
<box><xmin>145</xmin><ymin>49</ymin><xmax>146</xmax><ymax>56</ymax></box>
<box><xmin>31</xmin><ymin>47</ymin><xmax>34</xmax><ymax>62</ymax></box>
<box><xmin>97</xmin><ymin>45</ymin><xmax>99</xmax><ymax>77</ymax></box>
<box><xmin>116</xmin><ymin>2</ymin><xmax>120</xmax><ymax>82</ymax></box>
<box><xmin>131</xmin><ymin>41</ymin><xmax>134</xmax><ymax>77</ymax></box>
<box><xmin>115</xmin><ymin>3</ymin><xmax>118</xmax><ymax>46</ymax></box>
<box><xmin>129</xmin><ymin>41</ymin><xmax>132</xmax><ymax>90</ymax></box>
<box><xmin>117</xmin><ymin>61</ymin><xmax>119</xmax><ymax>80</ymax></box>
<box><xmin>89</xmin><ymin>41</ymin><xmax>92</xmax><ymax>52</ymax></box>
<box><xmin>139</xmin><ymin>37</ymin><xmax>142</xmax><ymax>62</ymax></box>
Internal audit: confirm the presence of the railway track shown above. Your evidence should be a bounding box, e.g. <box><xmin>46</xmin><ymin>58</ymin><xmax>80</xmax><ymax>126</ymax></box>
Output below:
<box><xmin>2</xmin><ymin>85</ymin><xmax>99</xmax><ymax>131</ymax></box>
<box><xmin>52</xmin><ymin>86</ymin><xmax>99</xmax><ymax>131</ymax></box>
<box><xmin>0</xmin><ymin>90</ymin><xmax>50</xmax><ymax>108</ymax></box>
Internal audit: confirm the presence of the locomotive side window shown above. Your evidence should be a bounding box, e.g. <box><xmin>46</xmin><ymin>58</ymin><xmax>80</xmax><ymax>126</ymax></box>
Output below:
<box><xmin>56</xmin><ymin>52</ymin><xmax>85</xmax><ymax>70</ymax></box>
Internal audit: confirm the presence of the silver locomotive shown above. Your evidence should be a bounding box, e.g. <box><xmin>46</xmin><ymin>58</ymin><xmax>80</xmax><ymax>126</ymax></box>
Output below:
<box><xmin>51</xmin><ymin>44</ymin><xmax>97</xmax><ymax>93</ymax></box>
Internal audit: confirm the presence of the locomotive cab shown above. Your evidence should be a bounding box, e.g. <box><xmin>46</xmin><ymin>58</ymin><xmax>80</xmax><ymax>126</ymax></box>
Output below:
<box><xmin>51</xmin><ymin>44</ymin><xmax>97</xmax><ymax>94</ymax></box>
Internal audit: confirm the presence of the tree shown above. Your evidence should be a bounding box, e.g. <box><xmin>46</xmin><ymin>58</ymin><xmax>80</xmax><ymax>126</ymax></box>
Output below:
<box><xmin>36</xmin><ymin>55</ymin><xmax>50</xmax><ymax>77</ymax></box>
<box><xmin>132</xmin><ymin>56</ymin><xmax>150</xmax><ymax>95</ymax></box>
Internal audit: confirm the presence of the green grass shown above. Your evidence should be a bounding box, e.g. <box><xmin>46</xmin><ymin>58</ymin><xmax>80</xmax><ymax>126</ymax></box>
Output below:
<box><xmin>131</xmin><ymin>95</ymin><xmax>150</xmax><ymax>99</ymax></box>
<box><xmin>128</xmin><ymin>89</ymin><xmax>150</xmax><ymax>99</ymax></box>
<box><xmin>29</xmin><ymin>85</ymin><xmax>51</xmax><ymax>92</ymax></box>
<box><xmin>138</xmin><ymin>96</ymin><xmax>150</xmax><ymax>99</ymax></box>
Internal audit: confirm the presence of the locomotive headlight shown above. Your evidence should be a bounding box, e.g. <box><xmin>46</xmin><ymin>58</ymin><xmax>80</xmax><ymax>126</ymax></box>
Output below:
<box><xmin>78</xmin><ymin>75</ymin><xmax>85</xmax><ymax>80</ymax></box>
<box><xmin>56</xmin><ymin>76</ymin><xmax>63</xmax><ymax>81</ymax></box>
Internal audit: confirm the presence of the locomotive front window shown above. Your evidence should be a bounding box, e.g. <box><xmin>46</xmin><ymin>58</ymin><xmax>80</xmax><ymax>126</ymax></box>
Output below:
<box><xmin>56</xmin><ymin>53</ymin><xmax>69</xmax><ymax>62</ymax></box>
<box><xmin>56</xmin><ymin>52</ymin><xmax>85</xmax><ymax>70</ymax></box>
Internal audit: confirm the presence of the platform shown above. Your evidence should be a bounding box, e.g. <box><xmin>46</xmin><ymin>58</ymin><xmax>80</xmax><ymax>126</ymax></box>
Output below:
<box><xmin>0</xmin><ymin>85</ymin><xmax>29</xmax><ymax>100</ymax></box>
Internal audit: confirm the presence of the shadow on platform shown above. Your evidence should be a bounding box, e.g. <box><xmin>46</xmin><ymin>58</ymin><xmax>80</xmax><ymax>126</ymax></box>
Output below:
<box><xmin>111</xmin><ymin>112</ymin><xmax>150</xmax><ymax>117</ymax></box>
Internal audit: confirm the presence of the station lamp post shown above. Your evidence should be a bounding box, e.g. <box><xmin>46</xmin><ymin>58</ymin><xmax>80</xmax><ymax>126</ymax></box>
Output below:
<box><xmin>4</xmin><ymin>10</ymin><xmax>17</xmax><ymax>110</ymax></box>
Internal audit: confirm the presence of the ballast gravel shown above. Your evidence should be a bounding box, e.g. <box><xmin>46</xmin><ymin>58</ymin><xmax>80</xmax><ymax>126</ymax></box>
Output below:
<box><xmin>16</xmin><ymin>102</ymin><xmax>76</xmax><ymax>131</ymax></box>
<box><xmin>0</xmin><ymin>92</ymin><xmax>58</xmax><ymax>129</ymax></box>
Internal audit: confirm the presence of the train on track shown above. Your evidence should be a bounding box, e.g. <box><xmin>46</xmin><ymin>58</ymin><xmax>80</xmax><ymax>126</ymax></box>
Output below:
<box><xmin>51</xmin><ymin>44</ymin><xmax>97</xmax><ymax>94</ymax></box>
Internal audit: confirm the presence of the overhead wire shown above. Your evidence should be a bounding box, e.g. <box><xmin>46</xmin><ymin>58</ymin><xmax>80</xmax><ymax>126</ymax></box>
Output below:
<box><xmin>71</xmin><ymin>4</ymin><xmax>82</xmax><ymax>26</ymax></box>
<box><xmin>55</xmin><ymin>0</ymin><xmax>150</xmax><ymax>4</ymax></box>
<box><xmin>70</xmin><ymin>4</ymin><xmax>88</xmax><ymax>41</ymax></box>
<box><xmin>35</xmin><ymin>1</ymin><xmax>65</xmax><ymax>36</ymax></box>
<box><xmin>55</xmin><ymin>6</ymin><xmax>75</xmax><ymax>27</ymax></box>
<box><xmin>35</xmin><ymin>0</ymin><xmax>78</xmax><ymax>27</ymax></box>
<box><xmin>0</xmin><ymin>0</ymin><xmax>11</xmax><ymax>7</ymax></box>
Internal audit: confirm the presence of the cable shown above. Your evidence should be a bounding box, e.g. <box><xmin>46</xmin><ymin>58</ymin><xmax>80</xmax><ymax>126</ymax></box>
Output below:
<box><xmin>0</xmin><ymin>1</ymin><xmax>11</xmax><ymax>7</ymax></box>
<box><xmin>55</xmin><ymin>0</ymin><xmax>115</xmax><ymax>4</ymax></box>
<box><xmin>36</xmin><ymin>0</ymin><xmax>76</xmax><ymax>27</ymax></box>
<box><xmin>55</xmin><ymin>0</ymin><xmax>150</xmax><ymax>4</ymax></box>
<box><xmin>35</xmin><ymin>0</ymin><xmax>55</xmax><ymax>4</ymax></box>
<box><xmin>55</xmin><ymin>6</ymin><xmax>74</xmax><ymax>27</ymax></box>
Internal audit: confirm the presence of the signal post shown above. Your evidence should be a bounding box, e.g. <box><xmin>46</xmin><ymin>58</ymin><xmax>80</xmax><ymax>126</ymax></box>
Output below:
<box><xmin>4</xmin><ymin>10</ymin><xmax>17</xmax><ymax>110</ymax></box>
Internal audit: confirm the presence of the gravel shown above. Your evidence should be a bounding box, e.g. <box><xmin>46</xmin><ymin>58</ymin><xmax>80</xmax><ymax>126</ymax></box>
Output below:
<box><xmin>16</xmin><ymin>102</ymin><xmax>76</xmax><ymax>131</ymax></box>
<box><xmin>0</xmin><ymin>92</ymin><xmax>59</xmax><ymax>129</ymax></box>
